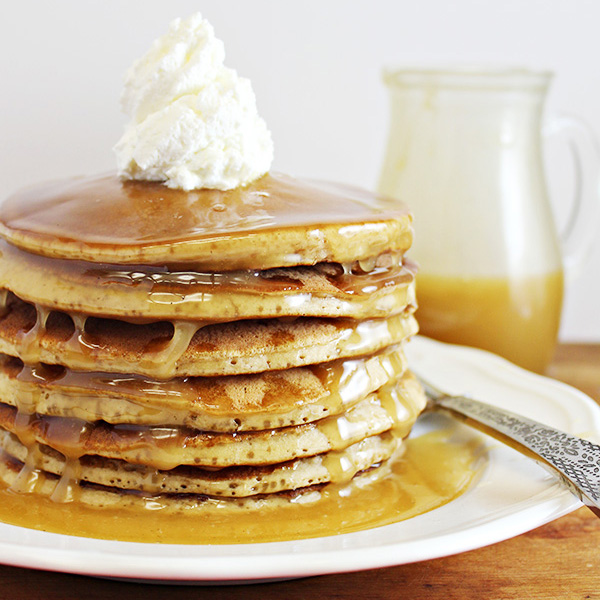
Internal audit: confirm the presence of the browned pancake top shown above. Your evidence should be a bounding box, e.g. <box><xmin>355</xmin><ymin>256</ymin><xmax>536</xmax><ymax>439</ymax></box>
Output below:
<box><xmin>0</xmin><ymin>173</ymin><xmax>412</xmax><ymax>269</ymax></box>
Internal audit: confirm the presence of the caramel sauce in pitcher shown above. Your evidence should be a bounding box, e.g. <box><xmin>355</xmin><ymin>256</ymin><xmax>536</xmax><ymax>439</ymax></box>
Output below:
<box><xmin>416</xmin><ymin>272</ymin><xmax>564</xmax><ymax>373</ymax></box>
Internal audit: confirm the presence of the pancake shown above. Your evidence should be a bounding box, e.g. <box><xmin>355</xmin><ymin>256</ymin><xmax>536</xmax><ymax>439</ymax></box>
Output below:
<box><xmin>0</xmin><ymin>238</ymin><xmax>416</xmax><ymax>321</ymax></box>
<box><xmin>0</xmin><ymin>448</ymin><xmax>395</xmax><ymax>511</ymax></box>
<box><xmin>0</xmin><ymin>347</ymin><xmax>408</xmax><ymax>431</ymax></box>
<box><xmin>0</xmin><ymin>373</ymin><xmax>425</xmax><ymax>469</ymax></box>
<box><xmin>0</xmin><ymin>291</ymin><xmax>418</xmax><ymax>378</ymax></box>
<box><xmin>0</xmin><ymin>173</ymin><xmax>413</xmax><ymax>269</ymax></box>
<box><xmin>0</xmin><ymin>429</ymin><xmax>400</xmax><ymax>498</ymax></box>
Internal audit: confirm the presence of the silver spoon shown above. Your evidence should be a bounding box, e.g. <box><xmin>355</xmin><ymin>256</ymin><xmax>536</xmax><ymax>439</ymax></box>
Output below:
<box><xmin>418</xmin><ymin>375</ymin><xmax>600</xmax><ymax>518</ymax></box>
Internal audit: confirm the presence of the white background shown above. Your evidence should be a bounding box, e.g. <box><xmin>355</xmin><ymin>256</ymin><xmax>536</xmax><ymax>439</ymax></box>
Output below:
<box><xmin>0</xmin><ymin>0</ymin><xmax>598</xmax><ymax>341</ymax></box>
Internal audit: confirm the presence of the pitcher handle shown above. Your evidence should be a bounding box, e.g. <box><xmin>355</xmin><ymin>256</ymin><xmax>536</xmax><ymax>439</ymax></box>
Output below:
<box><xmin>545</xmin><ymin>114</ymin><xmax>600</xmax><ymax>281</ymax></box>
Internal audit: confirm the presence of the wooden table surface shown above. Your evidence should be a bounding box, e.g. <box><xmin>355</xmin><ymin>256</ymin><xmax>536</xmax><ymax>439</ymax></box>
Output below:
<box><xmin>1</xmin><ymin>344</ymin><xmax>599</xmax><ymax>599</ymax></box>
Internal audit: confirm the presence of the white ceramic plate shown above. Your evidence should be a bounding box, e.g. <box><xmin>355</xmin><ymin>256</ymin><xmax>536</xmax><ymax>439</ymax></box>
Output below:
<box><xmin>0</xmin><ymin>336</ymin><xmax>598</xmax><ymax>583</ymax></box>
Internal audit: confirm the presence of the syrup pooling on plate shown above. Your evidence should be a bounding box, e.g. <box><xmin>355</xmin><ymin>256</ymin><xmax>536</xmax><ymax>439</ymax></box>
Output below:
<box><xmin>0</xmin><ymin>427</ymin><xmax>482</xmax><ymax>544</ymax></box>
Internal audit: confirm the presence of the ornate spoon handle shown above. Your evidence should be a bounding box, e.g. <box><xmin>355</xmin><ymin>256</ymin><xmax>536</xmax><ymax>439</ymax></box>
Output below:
<box><xmin>420</xmin><ymin>378</ymin><xmax>600</xmax><ymax>517</ymax></box>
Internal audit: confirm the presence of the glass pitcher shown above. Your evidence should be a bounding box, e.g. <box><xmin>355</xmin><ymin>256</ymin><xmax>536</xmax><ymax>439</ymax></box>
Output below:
<box><xmin>378</xmin><ymin>68</ymin><xmax>599</xmax><ymax>373</ymax></box>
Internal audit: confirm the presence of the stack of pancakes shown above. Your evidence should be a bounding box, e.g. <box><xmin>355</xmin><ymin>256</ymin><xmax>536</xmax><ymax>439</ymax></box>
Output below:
<box><xmin>0</xmin><ymin>172</ymin><xmax>424</xmax><ymax>511</ymax></box>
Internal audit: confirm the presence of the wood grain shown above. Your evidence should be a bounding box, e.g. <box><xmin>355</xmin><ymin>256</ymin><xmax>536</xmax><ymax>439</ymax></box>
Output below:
<box><xmin>0</xmin><ymin>343</ymin><xmax>598</xmax><ymax>599</ymax></box>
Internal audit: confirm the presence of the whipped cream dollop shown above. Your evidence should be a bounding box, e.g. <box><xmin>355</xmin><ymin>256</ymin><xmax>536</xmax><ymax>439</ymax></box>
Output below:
<box><xmin>114</xmin><ymin>13</ymin><xmax>274</xmax><ymax>191</ymax></box>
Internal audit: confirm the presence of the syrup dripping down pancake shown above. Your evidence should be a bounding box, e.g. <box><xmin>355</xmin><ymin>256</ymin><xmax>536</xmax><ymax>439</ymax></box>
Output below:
<box><xmin>0</xmin><ymin>292</ymin><xmax>418</xmax><ymax>378</ymax></box>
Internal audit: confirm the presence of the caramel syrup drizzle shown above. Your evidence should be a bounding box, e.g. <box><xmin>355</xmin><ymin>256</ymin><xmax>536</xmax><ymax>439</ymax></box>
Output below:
<box><xmin>0</xmin><ymin>291</ymin><xmax>417</xmax><ymax>380</ymax></box>
<box><xmin>4</xmin><ymin>292</ymin><xmax>205</xmax><ymax>380</ymax></box>
<box><xmin>1</xmin><ymin>291</ymin><xmax>207</xmax><ymax>496</ymax></box>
